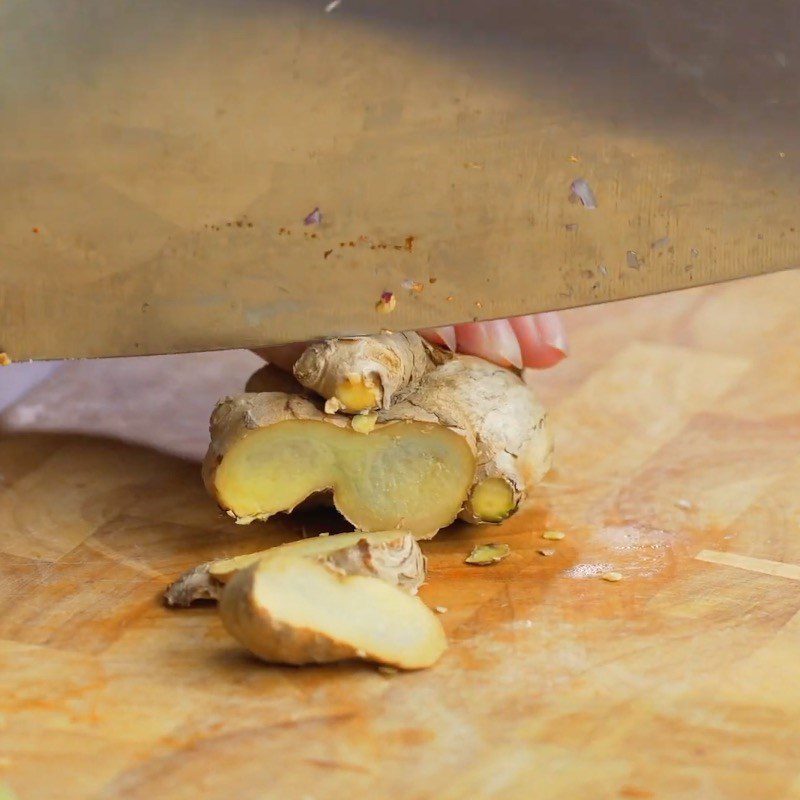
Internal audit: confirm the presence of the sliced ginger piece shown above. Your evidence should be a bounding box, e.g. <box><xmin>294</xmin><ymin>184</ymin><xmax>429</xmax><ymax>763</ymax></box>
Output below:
<box><xmin>203</xmin><ymin>393</ymin><xmax>474</xmax><ymax>537</ymax></box>
<box><xmin>164</xmin><ymin>530</ymin><xmax>425</xmax><ymax>607</ymax></box>
<box><xmin>220</xmin><ymin>555</ymin><xmax>446</xmax><ymax>669</ymax></box>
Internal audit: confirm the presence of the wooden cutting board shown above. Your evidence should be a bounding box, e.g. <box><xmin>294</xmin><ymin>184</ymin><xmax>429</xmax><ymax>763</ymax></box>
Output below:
<box><xmin>2</xmin><ymin>270</ymin><xmax>800</xmax><ymax>800</ymax></box>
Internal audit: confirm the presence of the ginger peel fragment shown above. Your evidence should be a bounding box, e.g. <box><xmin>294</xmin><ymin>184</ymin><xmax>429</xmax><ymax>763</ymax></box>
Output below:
<box><xmin>164</xmin><ymin>530</ymin><xmax>426</xmax><ymax>607</ymax></box>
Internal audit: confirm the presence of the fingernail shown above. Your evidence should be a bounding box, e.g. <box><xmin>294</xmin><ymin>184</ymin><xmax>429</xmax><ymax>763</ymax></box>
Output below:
<box><xmin>419</xmin><ymin>326</ymin><xmax>457</xmax><ymax>351</ymax></box>
<box><xmin>434</xmin><ymin>326</ymin><xmax>457</xmax><ymax>352</ymax></box>
<box><xmin>535</xmin><ymin>312</ymin><xmax>568</xmax><ymax>356</ymax></box>
<box><xmin>487</xmin><ymin>320</ymin><xmax>523</xmax><ymax>369</ymax></box>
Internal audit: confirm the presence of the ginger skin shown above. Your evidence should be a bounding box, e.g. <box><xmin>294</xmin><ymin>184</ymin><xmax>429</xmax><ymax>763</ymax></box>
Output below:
<box><xmin>292</xmin><ymin>332</ymin><xmax>449</xmax><ymax>413</ymax></box>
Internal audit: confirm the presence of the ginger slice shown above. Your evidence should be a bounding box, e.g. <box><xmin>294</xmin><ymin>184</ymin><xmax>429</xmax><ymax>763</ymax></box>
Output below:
<box><xmin>203</xmin><ymin>393</ymin><xmax>475</xmax><ymax>537</ymax></box>
<box><xmin>219</xmin><ymin>555</ymin><xmax>446</xmax><ymax>669</ymax></box>
<box><xmin>164</xmin><ymin>530</ymin><xmax>425</xmax><ymax>607</ymax></box>
<box><xmin>292</xmin><ymin>332</ymin><xmax>449</xmax><ymax>413</ymax></box>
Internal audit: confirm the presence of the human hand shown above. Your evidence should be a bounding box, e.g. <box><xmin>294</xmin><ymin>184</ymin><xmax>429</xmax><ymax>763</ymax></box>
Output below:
<box><xmin>255</xmin><ymin>312</ymin><xmax>567</xmax><ymax>371</ymax></box>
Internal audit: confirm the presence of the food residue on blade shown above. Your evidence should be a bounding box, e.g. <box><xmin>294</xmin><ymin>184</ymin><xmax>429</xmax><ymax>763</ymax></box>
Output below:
<box><xmin>375</xmin><ymin>292</ymin><xmax>397</xmax><ymax>314</ymax></box>
<box><xmin>626</xmin><ymin>250</ymin><xmax>642</xmax><ymax>270</ymax></box>
<box><xmin>402</xmin><ymin>279</ymin><xmax>424</xmax><ymax>294</ymax></box>
<box><xmin>651</xmin><ymin>236</ymin><xmax>671</xmax><ymax>251</ymax></box>
<box><xmin>569</xmin><ymin>178</ymin><xmax>598</xmax><ymax>209</ymax></box>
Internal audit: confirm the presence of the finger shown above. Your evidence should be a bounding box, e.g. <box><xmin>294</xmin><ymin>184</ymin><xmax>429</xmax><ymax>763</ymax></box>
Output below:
<box><xmin>418</xmin><ymin>326</ymin><xmax>457</xmax><ymax>352</ymax></box>
<box><xmin>453</xmin><ymin>319</ymin><xmax>523</xmax><ymax>369</ymax></box>
<box><xmin>508</xmin><ymin>312</ymin><xmax>568</xmax><ymax>369</ymax></box>
<box><xmin>251</xmin><ymin>342</ymin><xmax>309</xmax><ymax>371</ymax></box>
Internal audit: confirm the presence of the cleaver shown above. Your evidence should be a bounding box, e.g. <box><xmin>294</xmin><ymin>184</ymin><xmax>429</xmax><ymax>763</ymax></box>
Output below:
<box><xmin>0</xmin><ymin>0</ymin><xmax>797</xmax><ymax>361</ymax></box>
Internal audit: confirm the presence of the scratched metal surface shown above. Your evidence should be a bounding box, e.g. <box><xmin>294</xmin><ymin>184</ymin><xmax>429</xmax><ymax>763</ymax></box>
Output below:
<box><xmin>2</xmin><ymin>270</ymin><xmax>800</xmax><ymax>798</ymax></box>
<box><xmin>0</xmin><ymin>0</ymin><xmax>798</xmax><ymax>360</ymax></box>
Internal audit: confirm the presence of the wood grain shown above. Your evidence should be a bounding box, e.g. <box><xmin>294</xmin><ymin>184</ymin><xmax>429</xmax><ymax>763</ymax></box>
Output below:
<box><xmin>2</xmin><ymin>270</ymin><xmax>800</xmax><ymax>799</ymax></box>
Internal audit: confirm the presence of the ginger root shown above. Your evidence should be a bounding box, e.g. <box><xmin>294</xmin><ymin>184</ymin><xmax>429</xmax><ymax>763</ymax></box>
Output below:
<box><xmin>207</xmin><ymin>338</ymin><xmax>551</xmax><ymax>534</ymax></box>
<box><xmin>220</xmin><ymin>554</ymin><xmax>446</xmax><ymax>669</ymax></box>
<box><xmin>292</xmin><ymin>332</ymin><xmax>449</xmax><ymax>413</ymax></box>
<box><xmin>164</xmin><ymin>530</ymin><xmax>425</xmax><ymax>607</ymax></box>
<box><xmin>203</xmin><ymin>392</ymin><xmax>475</xmax><ymax>536</ymax></box>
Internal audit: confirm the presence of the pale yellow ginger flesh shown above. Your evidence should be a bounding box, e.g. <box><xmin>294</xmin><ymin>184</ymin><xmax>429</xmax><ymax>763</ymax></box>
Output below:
<box><xmin>334</xmin><ymin>377</ymin><xmax>381</xmax><ymax>413</ymax></box>
<box><xmin>164</xmin><ymin>530</ymin><xmax>425</xmax><ymax>607</ymax></box>
<box><xmin>220</xmin><ymin>556</ymin><xmax>447</xmax><ymax>669</ymax></box>
<box><xmin>210</xmin><ymin>418</ymin><xmax>474</xmax><ymax>536</ymax></box>
<box><xmin>468</xmin><ymin>477</ymin><xmax>516</xmax><ymax>523</ymax></box>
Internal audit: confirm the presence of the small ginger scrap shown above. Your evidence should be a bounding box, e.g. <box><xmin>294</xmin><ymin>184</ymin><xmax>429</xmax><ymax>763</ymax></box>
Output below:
<box><xmin>465</xmin><ymin>542</ymin><xmax>511</xmax><ymax>566</ymax></box>
<box><xmin>351</xmin><ymin>412</ymin><xmax>377</xmax><ymax>434</ymax></box>
<box><xmin>0</xmin><ymin>353</ymin><xmax>11</xmax><ymax>366</ymax></box>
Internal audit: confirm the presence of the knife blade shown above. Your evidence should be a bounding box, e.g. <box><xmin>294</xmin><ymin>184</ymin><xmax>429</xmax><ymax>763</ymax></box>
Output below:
<box><xmin>1</xmin><ymin>0</ymin><xmax>797</xmax><ymax>361</ymax></box>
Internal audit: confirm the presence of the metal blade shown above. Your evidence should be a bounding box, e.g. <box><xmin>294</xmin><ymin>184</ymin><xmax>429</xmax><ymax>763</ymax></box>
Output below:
<box><xmin>1</xmin><ymin>0</ymin><xmax>798</xmax><ymax>360</ymax></box>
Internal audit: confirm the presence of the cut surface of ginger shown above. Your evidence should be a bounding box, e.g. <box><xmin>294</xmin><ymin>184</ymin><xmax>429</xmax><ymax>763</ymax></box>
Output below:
<box><xmin>334</xmin><ymin>377</ymin><xmax>381</xmax><ymax>412</ymax></box>
<box><xmin>220</xmin><ymin>556</ymin><xmax>447</xmax><ymax>669</ymax></box>
<box><xmin>214</xmin><ymin>419</ymin><xmax>474</xmax><ymax>536</ymax></box>
<box><xmin>468</xmin><ymin>477</ymin><xmax>516</xmax><ymax>523</ymax></box>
